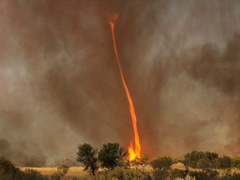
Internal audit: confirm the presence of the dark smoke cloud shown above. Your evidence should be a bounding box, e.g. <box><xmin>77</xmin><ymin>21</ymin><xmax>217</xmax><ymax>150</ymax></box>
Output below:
<box><xmin>189</xmin><ymin>34</ymin><xmax>240</xmax><ymax>96</ymax></box>
<box><xmin>0</xmin><ymin>138</ymin><xmax>46</xmax><ymax>167</ymax></box>
<box><xmin>0</xmin><ymin>0</ymin><xmax>240</xmax><ymax>165</ymax></box>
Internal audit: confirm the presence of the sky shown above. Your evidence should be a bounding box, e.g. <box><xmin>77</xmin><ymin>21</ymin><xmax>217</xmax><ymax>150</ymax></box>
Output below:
<box><xmin>0</xmin><ymin>0</ymin><xmax>240</xmax><ymax>166</ymax></box>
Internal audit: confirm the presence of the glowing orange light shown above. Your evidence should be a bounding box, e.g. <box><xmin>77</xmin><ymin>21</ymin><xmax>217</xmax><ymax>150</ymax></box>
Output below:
<box><xmin>109</xmin><ymin>13</ymin><xmax>141</xmax><ymax>162</ymax></box>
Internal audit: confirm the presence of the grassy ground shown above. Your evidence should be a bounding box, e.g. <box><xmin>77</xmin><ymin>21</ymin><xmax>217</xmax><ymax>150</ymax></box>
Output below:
<box><xmin>20</xmin><ymin>167</ymin><xmax>87</xmax><ymax>177</ymax></box>
<box><xmin>20</xmin><ymin>163</ymin><xmax>240</xmax><ymax>178</ymax></box>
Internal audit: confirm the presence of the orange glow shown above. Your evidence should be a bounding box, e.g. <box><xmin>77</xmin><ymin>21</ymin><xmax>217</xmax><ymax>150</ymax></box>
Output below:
<box><xmin>109</xmin><ymin>14</ymin><xmax>141</xmax><ymax>162</ymax></box>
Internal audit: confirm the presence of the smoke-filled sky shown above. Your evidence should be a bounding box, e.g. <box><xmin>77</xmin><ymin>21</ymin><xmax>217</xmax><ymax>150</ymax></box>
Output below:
<box><xmin>0</xmin><ymin>0</ymin><xmax>240</xmax><ymax>166</ymax></box>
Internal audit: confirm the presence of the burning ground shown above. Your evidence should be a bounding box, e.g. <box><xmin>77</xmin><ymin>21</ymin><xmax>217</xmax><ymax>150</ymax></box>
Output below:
<box><xmin>0</xmin><ymin>0</ymin><xmax>240</xmax><ymax>166</ymax></box>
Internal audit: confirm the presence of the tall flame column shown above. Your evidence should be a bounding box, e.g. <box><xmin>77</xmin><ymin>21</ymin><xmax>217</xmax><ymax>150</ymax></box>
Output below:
<box><xmin>109</xmin><ymin>15</ymin><xmax>141</xmax><ymax>161</ymax></box>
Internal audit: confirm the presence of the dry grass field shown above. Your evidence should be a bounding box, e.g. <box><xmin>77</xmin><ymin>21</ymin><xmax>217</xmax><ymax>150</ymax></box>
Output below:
<box><xmin>20</xmin><ymin>167</ymin><xmax>87</xmax><ymax>177</ymax></box>
<box><xmin>20</xmin><ymin>163</ymin><xmax>240</xmax><ymax>178</ymax></box>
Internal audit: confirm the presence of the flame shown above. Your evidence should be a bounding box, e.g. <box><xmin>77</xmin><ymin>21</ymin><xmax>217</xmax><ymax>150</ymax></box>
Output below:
<box><xmin>109</xmin><ymin>14</ymin><xmax>141</xmax><ymax>162</ymax></box>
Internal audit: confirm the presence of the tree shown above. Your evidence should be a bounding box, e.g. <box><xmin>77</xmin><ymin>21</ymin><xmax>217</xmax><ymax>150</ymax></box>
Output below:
<box><xmin>0</xmin><ymin>156</ymin><xmax>16</xmax><ymax>178</ymax></box>
<box><xmin>0</xmin><ymin>156</ymin><xmax>45</xmax><ymax>180</ymax></box>
<box><xmin>232</xmin><ymin>157</ymin><xmax>240</xmax><ymax>169</ymax></box>
<box><xmin>98</xmin><ymin>143</ymin><xmax>127</xmax><ymax>170</ymax></box>
<box><xmin>214</xmin><ymin>156</ymin><xmax>232</xmax><ymax>169</ymax></box>
<box><xmin>0</xmin><ymin>156</ymin><xmax>25</xmax><ymax>180</ymax></box>
<box><xmin>76</xmin><ymin>143</ymin><xmax>98</xmax><ymax>175</ymax></box>
<box><xmin>184</xmin><ymin>151</ymin><xmax>219</xmax><ymax>168</ymax></box>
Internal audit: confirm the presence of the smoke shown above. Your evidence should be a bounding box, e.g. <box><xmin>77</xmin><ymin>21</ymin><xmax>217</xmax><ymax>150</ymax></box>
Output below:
<box><xmin>0</xmin><ymin>0</ymin><xmax>240</xmax><ymax>165</ymax></box>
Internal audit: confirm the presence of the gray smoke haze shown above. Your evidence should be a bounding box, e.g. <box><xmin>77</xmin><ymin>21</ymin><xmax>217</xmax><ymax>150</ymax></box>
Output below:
<box><xmin>0</xmin><ymin>0</ymin><xmax>240</xmax><ymax>166</ymax></box>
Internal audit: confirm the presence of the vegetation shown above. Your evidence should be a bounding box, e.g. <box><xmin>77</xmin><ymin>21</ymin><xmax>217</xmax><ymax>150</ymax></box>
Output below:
<box><xmin>98</xmin><ymin>143</ymin><xmax>127</xmax><ymax>170</ymax></box>
<box><xmin>95</xmin><ymin>166</ymin><xmax>151</xmax><ymax>180</ymax></box>
<box><xmin>76</xmin><ymin>143</ymin><xmax>98</xmax><ymax>175</ymax></box>
<box><xmin>131</xmin><ymin>154</ymin><xmax>149</xmax><ymax>166</ymax></box>
<box><xmin>214</xmin><ymin>156</ymin><xmax>232</xmax><ymax>169</ymax></box>
<box><xmin>232</xmin><ymin>157</ymin><xmax>240</xmax><ymax>169</ymax></box>
<box><xmin>150</xmin><ymin>156</ymin><xmax>173</xmax><ymax>170</ymax></box>
<box><xmin>50</xmin><ymin>164</ymin><xmax>69</xmax><ymax>180</ymax></box>
<box><xmin>189</xmin><ymin>168</ymin><xmax>219</xmax><ymax>180</ymax></box>
<box><xmin>0</xmin><ymin>156</ymin><xmax>48</xmax><ymax>180</ymax></box>
<box><xmin>182</xmin><ymin>150</ymin><xmax>240</xmax><ymax>170</ymax></box>
<box><xmin>24</xmin><ymin>169</ymin><xmax>48</xmax><ymax>180</ymax></box>
<box><xmin>183</xmin><ymin>151</ymin><xmax>219</xmax><ymax>168</ymax></box>
<box><xmin>2</xmin><ymin>146</ymin><xmax>240</xmax><ymax>179</ymax></box>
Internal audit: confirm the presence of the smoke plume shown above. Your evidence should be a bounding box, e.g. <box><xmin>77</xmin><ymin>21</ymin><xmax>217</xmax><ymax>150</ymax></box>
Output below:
<box><xmin>0</xmin><ymin>0</ymin><xmax>240</xmax><ymax>165</ymax></box>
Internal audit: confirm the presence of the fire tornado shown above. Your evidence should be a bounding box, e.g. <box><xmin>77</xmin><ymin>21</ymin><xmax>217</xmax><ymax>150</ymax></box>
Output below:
<box><xmin>109</xmin><ymin>14</ymin><xmax>141</xmax><ymax>161</ymax></box>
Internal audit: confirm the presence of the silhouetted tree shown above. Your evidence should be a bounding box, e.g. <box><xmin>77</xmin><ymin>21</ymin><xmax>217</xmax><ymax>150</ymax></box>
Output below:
<box><xmin>98</xmin><ymin>143</ymin><xmax>127</xmax><ymax>170</ymax></box>
<box><xmin>76</xmin><ymin>143</ymin><xmax>98</xmax><ymax>175</ymax></box>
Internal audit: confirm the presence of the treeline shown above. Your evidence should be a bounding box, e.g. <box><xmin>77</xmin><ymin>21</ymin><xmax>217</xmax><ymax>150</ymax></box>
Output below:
<box><xmin>150</xmin><ymin>156</ymin><xmax>240</xmax><ymax>180</ymax></box>
<box><xmin>0</xmin><ymin>156</ymin><xmax>69</xmax><ymax>180</ymax></box>
<box><xmin>2</xmin><ymin>143</ymin><xmax>240</xmax><ymax>180</ymax></box>
<box><xmin>76</xmin><ymin>143</ymin><xmax>240</xmax><ymax>180</ymax></box>
<box><xmin>0</xmin><ymin>156</ymin><xmax>47</xmax><ymax>180</ymax></box>
<box><xmin>183</xmin><ymin>151</ymin><xmax>240</xmax><ymax>169</ymax></box>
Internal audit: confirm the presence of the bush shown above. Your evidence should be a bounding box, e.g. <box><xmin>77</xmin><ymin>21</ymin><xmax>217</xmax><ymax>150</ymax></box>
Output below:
<box><xmin>0</xmin><ymin>156</ymin><xmax>16</xmax><ymax>178</ymax></box>
<box><xmin>24</xmin><ymin>169</ymin><xmax>48</xmax><ymax>180</ymax></box>
<box><xmin>189</xmin><ymin>169</ymin><xmax>219</xmax><ymax>180</ymax></box>
<box><xmin>152</xmin><ymin>169</ymin><xmax>169</xmax><ymax>180</ymax></box>
<box><xmin>214</xmin><ymin>156</ymin><xmax>232</xmax><ymax>169</ymax></box>
<box><xmin>50</xmin><ymin>164</ymin><xmax>69</xmax><ymax>180</ymax></box>
<box><xmin>221</xmin><ymin>173</ymin><xmax>240</xmax><ymax>180</ymax></box>
<box><xmin>169</xmin><ymin>169</ymin><xmax>186</xmax><ymax>179</ymax></box>
<box><xmin>0</xmin><ymin>156</ymin><xmax>25</xmax><ymax>180</ymax></box>
<box><xmin>57</xmin><ymin>164</ymin><xmax>69</xmax><ymax>176</ymax></box>
<box><xmin>0</xmin><ymin>156</ymin><xmax>48</xmax><ymax>180</ymax></box>
<box><xmin>184</xmin><ymin>151</ymin><xmax>218</xmax><ymax>168</ymax></box>
<box><xmin>122</xmin><ymin>168</ymin><xmax>151</xmax><ymax>180</ymax></box>
<box><xmin>96</xmin><ymin>167</ymin><xmax>151</xmax><ymax>180</ymax></box>
<box><xmin>196</xmin><ymin>158</ymin><xmax>211</xmax><ymax>169</ymax></box>
<box><xmin>51</xmin><ymin>172</ymin><xmax>61</xmax><ymax>180</ymax></box>
<box><xmin>131</xmin><ymin>155</ymin><xmax>149</xmax><ymax>166</ymax></box>
<box><xmin>232</xmin><ymin>157</ymin><xmax>240</xmax><ymax>169</ymax></box>
<box><xmin>150</xmin><ymin>157</ymin><xmax>172</xmax><ymax>170</ymax></box>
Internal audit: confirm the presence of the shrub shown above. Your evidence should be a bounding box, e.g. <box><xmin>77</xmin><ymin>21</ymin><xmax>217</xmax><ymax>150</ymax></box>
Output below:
<box><xmin>184</xmin><ymin>151</ymin><xmax>219</xmax><ymax>168</ymax></box>
<box><xmin>0</xmin><ymin>156</ymin><xmax>16</xmax><ymax>178</ymax></box>
<box><xmin>131</xmin><ymin>155</ymin><xmax>149</xmax><ymax>166</ymax></box>
<box><xmin>189</xmin><ymin>169</ymin><xmax>219</xmax><ymax>180</ymax></box>
<box><xmin>122</xmin><ymin>168</ymin><xmax>152</xmax><ymax>180</ymax></box>
<box><xmin>196</xmin><ymin>158</ymin><xmax>211</xmax><ymax>169</ymax></box>
<box><xmin>150</xmin><ymin>157</ymin><xmax>172</xmax><ymax>170</ymax></box>
<box><xmin>57</xmin><ymin>164</ymin><xmax>69</xmax><ymax>176</ymax></box>
<box><xmin>50</xmin><ymin>164</ymin><xmax>69</xmax><ymax>180</ymax></box>
<box><xmin>169</xmin><ymin>169</ymin><xmax>186</xmax><ymax>179</ymax></box>
<box><xmin>232</xmin><ymin>157</ymin><xmax>240</xmax><ymax>169</ymax></box>
<box><xmin>96</xmin><ymin>167</ymin><xmax>151</xmax><ymax>180</ymax></box>
<box><xmin>51</xmin><ymin>172</ymin><xmax>62</xmax><ymax>180</ymax></box>
<box><xmin>152</xmin><ymin>169</ymin><xmax>169</xmax><ymax>180</ymax></box>
<box><xmin>24</xmin><ymin>169</ymin><xmax>48</xmax><ymax>180</ymax></box>
<box><xmin>0</xmin><ymin>156</ymin><xmax>25</xmax><ymax>180</ymax></box>
<box><xmin>221</xmin><ymin>173</ymin><xmax>240</xmax><ymax>180</ymax></box>
<box><xmin>214</xmin><ymin>156</ymin><xmax>232</xmax><ymax>169</ymax></box>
